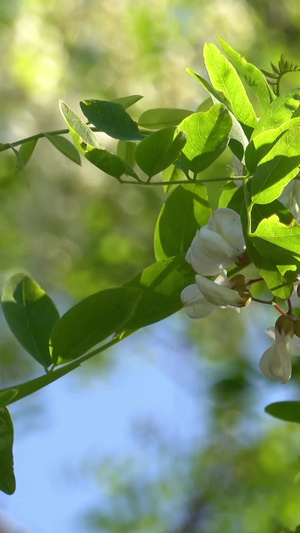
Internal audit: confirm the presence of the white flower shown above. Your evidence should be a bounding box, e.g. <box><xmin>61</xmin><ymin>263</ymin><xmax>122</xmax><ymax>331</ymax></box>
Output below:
<box><xmin>181</xmin><ymin>272</ymin><xmax>248</xmax><ymax>319</ymax></box>
<box><xmin>279</xmin><ymin>179</ymin><xmax>300</xmax><ymax>223</ymax></box>
<box><xmin>259</xmin><ymin>327</ymin><xmax>300</xmax><ymax>384</ymax></box>
<box><xmin>186</xmin><ymin>208</ymin><xmax>246</xmax><ymax>276</ymax></box>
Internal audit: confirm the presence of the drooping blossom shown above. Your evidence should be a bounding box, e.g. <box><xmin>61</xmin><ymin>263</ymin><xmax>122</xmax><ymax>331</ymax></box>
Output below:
<box><xmin>181</xmin><ymin>272</ymin><xmax>250</xmax><ymax>319</ymax></box>
<box><xmin>185</xmin><ymin>208</ymin><xmax>246</xmax><ymax>276</ymax></box>
<box><xmin>259</xmin><ymin>317</ymin><xmax>300</xmax><ymax>384</ymax></box>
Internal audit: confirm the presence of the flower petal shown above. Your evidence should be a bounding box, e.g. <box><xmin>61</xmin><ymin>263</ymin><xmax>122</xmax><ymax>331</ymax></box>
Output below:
<box><xmin>181</xmin><ymin>284</ymin><xmax>215</xmax><ymax>318</ymax></box>
<box><xmin>195</xmin><ymin>275</ymin><xmax>243</xmax><ymax>307</ymax></box>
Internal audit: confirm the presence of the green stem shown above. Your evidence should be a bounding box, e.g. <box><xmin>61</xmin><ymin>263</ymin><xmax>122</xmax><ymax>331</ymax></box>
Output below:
<box><xmin>120</xmin><ymin>176</ymin><xmax>248</xmax><ymax>186</ymax></box>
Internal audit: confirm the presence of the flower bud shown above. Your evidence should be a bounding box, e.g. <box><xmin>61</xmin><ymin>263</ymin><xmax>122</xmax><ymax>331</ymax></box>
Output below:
<box><xmin>293</xmin><ymin>320</ymin><xmax>300</xmax><ymax>338</ymax></box>
<box><xmin>275</xmin><ymin>315</ymin><xmax>294</xmax><ymax>336</ymax></box>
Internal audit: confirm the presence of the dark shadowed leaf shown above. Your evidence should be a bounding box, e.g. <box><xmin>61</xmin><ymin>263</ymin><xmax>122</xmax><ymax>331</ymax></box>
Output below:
<box><xmin>111</xmin><ymin>95</ymin><xmax>143</xmax><ymax>109</ymax></box>
<box><xmin>154</xmin><ymin>184</ymin><xmax>211</xmax><ymax>261</ymax></box>
<box><xmin>85</xmin><ymin>148</ymin><xmax>137</xmax><ymax>179</ymax></box>
<box><xmin>124</xmin><ymin>256</ymin><xmax>195</xmax><ymax>330</ymax></box>
<box><xmin>45</xmin><ymin>134</ymin><xmax>81</xmax><ymax>165</ymax></box>
<box><xmin>51</xmin><ymin>287</ymin><xmax>142</xmax><ymax>364</ymax></box>
<box><xmin>2</xmin><ymin>274</ymin><xmax>60</xmax><ymax>368</ymax></box>
<box><xmin>15</xmin><ymin>139</ymin><xmax>38</xmax><ymax>172</ymax></box>
<box><xmin>80</xmin><ymin>99</ymin><xmax>143</xmax><ymax>141</ymax></box>
<box><xmin>0</xmin><ymin>408</ymin><xmax>15</xmax><ymax>495</ymax></box>
<box><xmin>138</xmin><ymin>108</ymin><xmax>192</xmax><ymax>129</ymax></box>
<box><xmin>265</xmin><ymin>401</ymin><xmax>300</xmax><ymax>423</ymax></box>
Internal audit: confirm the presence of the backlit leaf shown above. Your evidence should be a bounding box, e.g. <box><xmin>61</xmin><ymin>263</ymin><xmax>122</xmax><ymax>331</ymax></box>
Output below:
<box><xmin>80</xmin><ymin>100</ymin><xmax>143</xmax><ymax>141</ymax></box>
<box><xmin>135</xmin><ymin>127</ymin><xmax>186</xmax><ymax>177</ymax></box>
<box><xmin>51</xmin><ymin>287</ymin><xmax>142</xmax><ymax>364</ymax></box>
<box><xmin>154</xmin><ymin>184</ymin><xmax>211</xmax><ymax>261</ymax></box>
<box><xmin>138</xmin><ymin>108</ymin><xmax>192</xmax><ymax>129</ymax></box>
<box><xmin>176</xmin><ymin>104</ymin><xmax>232</xmax><ymax>173</ymax></box>
<box><xmin>2</xmin><ymin>274</ymin><xmax>60</xmax><ymax>368</ymax></box>
<box><xmin>45</xmin><ymin>134</ymin><xmax>81</xmax><ymax>165</ymax></box>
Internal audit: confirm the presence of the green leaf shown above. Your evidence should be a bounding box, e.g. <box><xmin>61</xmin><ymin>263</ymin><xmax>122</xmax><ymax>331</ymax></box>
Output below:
<box><xmin>217</xmin><ymin>37</ymin><xmax>274</xmax><ymax>110</ymax></box>
<box><xmin>16</xmin><ymin>139</ymin><xmax>38</xmax><ymax>171</ymax></box>
<box><xmin>162</xmin><ymin>164</ymin><xmax>186</xmax><ymax>193</ymax></box>
<box><xmin>124</xmin><ymin>256</ymin><xmax>195</xmax><ymax>330</ymax></box>
<box><xmin>85</xmin><ymin>148</ymin><xmax>137</xmax><ymax>180</ymax></box>
<box><xmin>248</xmin><ymin>214</ymin><xmax>300</xmax><ymax>297</ymax></box>
<box><xmin>252</xmin><ymin>88</ymin><xmax>300</xmax><ymax>138</ymax></box>
<box><xmin>204</xmin><ymin>43</ymin><xmax>257</xmax><ymax>131</ymax></box>
<box><xmin>196</xmin><ymin>97</ymin><xmax>213</xmax><ymax>112</ymax></box>
<box><xmin>265</xmin><ymin>401</ymin><xmax>300</xmax><ymax>423</ymax></box>
<box><xmin>154</xmin><ymin>184</ymin><xmax>211</xmax><ymax>261</ymax></box>
<box><xmin>176</xmin><ymin>104</ymin><xmax>232</xmax><ymax>174</ymax></box>
<box><xmin>187</xmin><ymin>68</ymin><xmax>249</xmax><ymax>155</ymax></box>
<box><xmin>135</xmin><ymin>127</ymin><xmax>186</xmax><ymax>178</ymax></box>
<box><xmin>51</xmin><ymin>287</ymin><xmax>142</xmax><ymax>364</ymax></box>
<box><xmin>59</xmin><ymin>100</ymin><xmax>101</xmax><ymax>153</ymax></box>
<box><xmin>117</xmin><ymin>140</ymin><xmax>137</xmax><ymax>168</ymax></box>
<box><xmin>110</xmin><ymin>95</ymin><xmax>143</xmax><ymax>109</ymax></box>
<box><xmin>245</xmin><ymin>119</ymin><xmax>300</xmax><ymax>173</ymax></box>
<box><xmin>2</xmin><ymin>274</ymin><xmax>60</xmax><ymax>368</ymax></box>
<box><xmin>0</xmin><ymin>408</ymin><xmax>15</xmax><ymax>495</ymax></box>
<box><xmin>241</xmin><ymin>206</ymin><xmax>294</xmax><ymax>299</ymax></box>
<box><xmin>250</xmin><ymin>214</ymin><xmax>300</xmax><ymax>256</ymax></box>
<box><xmin>251</xmin><ymin>125</ymin><xmax>300</xmax><ymax>204</ymax></box>
<box><xmin>138</xmin><ymin>108</ymin><xmax>192</xmax><ymax>129</ymax></box>
<box><xmin>45</xmin><ymin>134</ymin><xmax>81</xmax><ymax>165</ymax></box>
<box><xmin>218</xmin><ymin>183</ymin><xmax>244</xmax><ymax>211</ymax></box>
<box><xmin>80</xmin><ymin>100</ymin><xmax>143</xmax><ymax>141</ymax></box>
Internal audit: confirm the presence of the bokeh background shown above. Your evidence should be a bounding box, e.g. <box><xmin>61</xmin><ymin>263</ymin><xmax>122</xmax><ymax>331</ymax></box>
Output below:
<box><xmin>1</xmin><ymin>1</ymin><xmax>300</xmax><ymax>532</ymax></box>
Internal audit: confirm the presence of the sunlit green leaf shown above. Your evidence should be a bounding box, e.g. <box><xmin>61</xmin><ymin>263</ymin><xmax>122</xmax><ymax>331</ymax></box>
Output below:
<box><xmin>251</xmin><ymin>125</ymin><xmax>300</xmax><ymax>204</ymax></box>
<box><xmin>187</xmin><ymin>68</ymin><xmax>249</xmax><ymax>155</ymax></box>
<box><xmin>248</xmin><ymin>214</ymin><xmax>300</xmax><ymax>298</ymax></box>
<box><xmin>2</xmin><ymin>274</ymin><xmax>60</xmax><ymax>368</ymax></box>
<box><xmin>51</xmin><ymin>287</ymin><xmax>142</xmax><ymax>364</ymax></box>
<box><xmin>0</xmin><ymin>408</ymin><xmax>15</xmax><ymax>495</ymax></box>
<box><xmin>252</xmin><ymin>88</ymin><xmax>300</xmax><ymax>138</ymax></box>
<box><xmin>265</xmin><ymin>401</ymin><xmax>300</xmax><ymax>423</ymax></box>
<box><xmin>80</xmin><ymin>100</ymin><xmax>143</xmax><ymax>141</ymax></box>
<box><xmin>176</xmin><ymin>104</ymin><xmax>232</xmax><ymax>173</ymax></box>
<box><xmin>138</xmin><ymin>108</ymin><xmax>192</xmax><ymax>129</ymax></box>
<box><xmin>135</xmin><ymin>127</ymin><xmax>186</xmax><ymax>177</ymax></box>
<box><xmin>45</xmin><ymin>134</ymin><xmax>81</xmax><ymax>165</ymax></box>
<box><xmin>217</xmin><ymin>37</ymin><xmax>274</xmax><ymax>110</ymax></box>
<box><xmin>162</xmin><ymin>164</ymin><xmax>186</xmax><ymax>193</ymax></box>
<box><xmin>59</xmin><ymin>100</ymin><xmax>101</xmax><ymax>153</ymax></box>
<box><xmin>204</xmin><ymin>43</ymin><xmax>257</xmax><ymax>132</ymax></box>
<box><xmin>245</xmin><ymin>119</ymin><xmax>300</xmax><ymax>173</ymax></box>
<box><xmin>125</xmin><ymin>256</ymin><xmax>195</xmax><ymax>330</ymax></box>
<box><xmin>154</xmin><ymin>184</ymin><xmax>211</xmax><ymax>261</ymax></box>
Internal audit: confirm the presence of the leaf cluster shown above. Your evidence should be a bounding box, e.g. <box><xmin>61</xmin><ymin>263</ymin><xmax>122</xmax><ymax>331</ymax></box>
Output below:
<box><xmin>3</xmin><ymin>37</ymin><xmax>300</xmax><ymax>495</ymax></box>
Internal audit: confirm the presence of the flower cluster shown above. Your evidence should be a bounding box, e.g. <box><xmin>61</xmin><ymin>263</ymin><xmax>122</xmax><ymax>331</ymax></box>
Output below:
<box><xmin>181</xmin><ymin>207</ymin><xmax>250</xmax><ymax>317</ymax></box>
<box><xmin>181</xmin><ymin>207</ymin><xmax>300</xmax><ymax>385</ymax></box>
